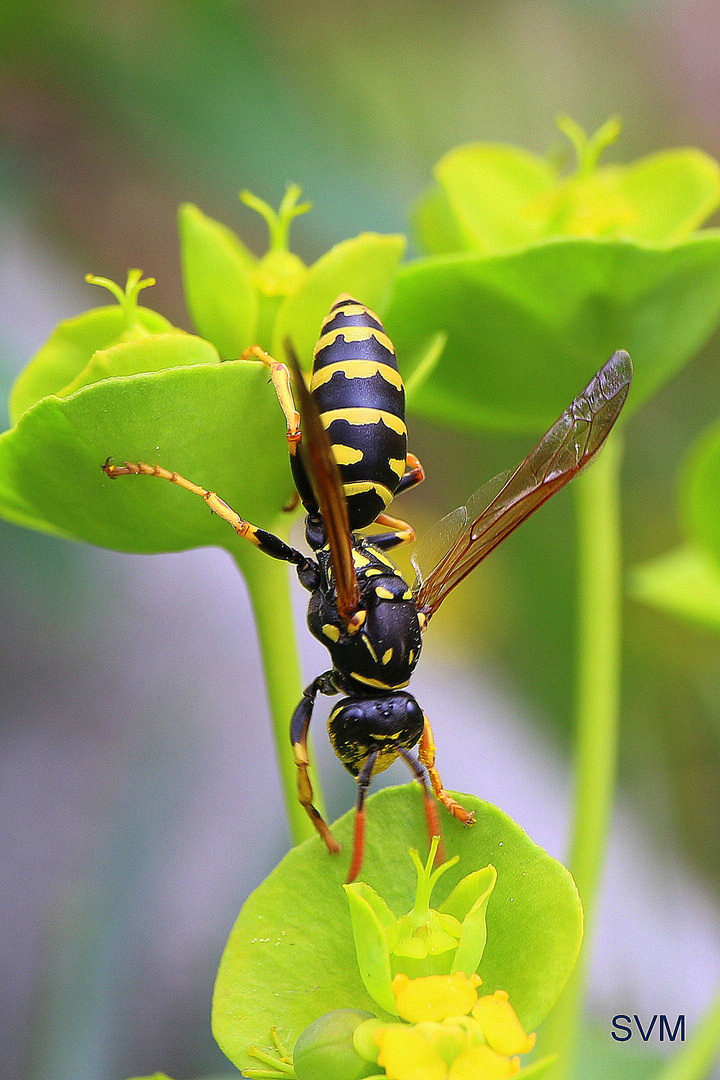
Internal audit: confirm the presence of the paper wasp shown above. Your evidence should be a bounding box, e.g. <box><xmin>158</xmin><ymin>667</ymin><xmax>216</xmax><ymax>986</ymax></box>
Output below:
<box><xmin>102</xmin><ymin>295</ymin><xmax>632</xmax><ymax>881</ymax></box>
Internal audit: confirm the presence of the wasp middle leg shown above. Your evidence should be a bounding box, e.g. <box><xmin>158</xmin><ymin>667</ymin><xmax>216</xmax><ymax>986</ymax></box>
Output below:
<box><xmin>290</xmin><ymin>673</ymin><xmax>341</xmax><ymax>856</ymax></box>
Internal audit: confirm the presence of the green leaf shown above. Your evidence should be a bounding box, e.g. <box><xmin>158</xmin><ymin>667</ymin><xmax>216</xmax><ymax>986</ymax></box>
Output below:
<box><xmin>178</xmin><ymin>202</ymin><xmax>258</xmax><ymax>357</ymax></box>
<box><xmin>411</xmin><ymin>184</ymin><xmax>467</xmax><ymax>256</ymax></box>
<box><xmin>0</xmin><ymin>362</ymin><xmax>295</xmax><ymax>576</ymax></box>
<box><xmin>443</xmin><ymin>864</ymin><xmax>497</xmax><ymax>977</ymax></box>
<box><xmin>271</xmin><ymin>233</ymin><xmax>406</xmax><ymax>368</ymax></box>
<box><xmin>212</xmin><ymin>786</ymin><xmax>582</xmax><ymax>1075</ymax></box>
<box><xmin>430</xmin><ymin>144</ymin><xmax>556</xmax><ymax>255</ymax></box>
<box><xmin>612</xmin><ymin>148</ymin><xmax>720</xmax><ymax>243</ymax></box>
<box><xmin>343</xmin><ymin>885</ymin><xmax>396</xmax><ymax>1014</ymax></box>
<box><xmin>516</xmin><ymin>1057</ymin><xmax>557</xmax><ymax>1079</ymax></box>
<box><xmin>9</xmin><ymin>305</ymin><xmax>172</xmax><ymax>422</ymax></box>
<box><xmin>58</xmin><ymin>332</ymin><xmax>221</xmax><ymax>397</ymax></box>
<box><xmin>684</xmin><ymin>418</ymin><xmax>720</xmax><ymax>564</ymax></box>
<box><xmin>385</xmin><ymin>235</ymin><xmax>720</xmax><ymax>432</ymax></box>
<box><xmin>630</xmin><ymin>545</ymin><xmax>720</xmax><ymax>633</ymax></box>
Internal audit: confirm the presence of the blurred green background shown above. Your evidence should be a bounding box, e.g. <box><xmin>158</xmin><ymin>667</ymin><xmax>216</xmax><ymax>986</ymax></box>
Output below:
<box><xmin>1</xmin><ymin>2</ymin><xmax>720</xmax><ymax>1079</ymax></box>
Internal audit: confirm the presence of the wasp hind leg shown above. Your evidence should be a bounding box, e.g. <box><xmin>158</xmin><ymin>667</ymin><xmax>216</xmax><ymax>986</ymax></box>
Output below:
<box><xmin>419</xmin><ymin>715</ymin><xmax>475</xmax><ymax>826</ymax></box>
<box><xmin>394</xmin><ymin>452</ymin><xmax>425</xmax><ymax>496</ymax></box>
<box><xmin>101</xmin><ymin>460</ymin><xmax>316</xmax><ymax>573</ymax></box>
<box><xmin>369</xmin><ymin>455</ymin><xmax>426</xmax><ymax>550</ymax></box>
<box><xmin>290</xmin><ymin>674</ymin><xmax>341</xmax><ymax>856</ymax></box>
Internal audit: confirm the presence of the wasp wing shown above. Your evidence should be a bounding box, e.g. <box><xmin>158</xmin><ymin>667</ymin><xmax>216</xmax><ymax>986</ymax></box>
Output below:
<box><xmin>284</xmin><ymin>338</ymin><xmax>360</xmax><ymax>619</ymax></box>
<box><xmin>413</xmin><ymin>350</ymin><xmax>632</xmax><ymax>620</ymax></box>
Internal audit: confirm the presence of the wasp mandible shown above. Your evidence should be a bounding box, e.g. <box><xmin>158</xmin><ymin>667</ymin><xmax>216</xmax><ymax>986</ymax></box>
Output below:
<box><xmin>103</xmin><ymin>295</ymin><xmax>632</xmax><ymax>881</ymax></box>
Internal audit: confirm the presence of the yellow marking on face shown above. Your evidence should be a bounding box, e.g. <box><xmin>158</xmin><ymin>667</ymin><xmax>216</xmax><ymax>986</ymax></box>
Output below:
<box><xmin>352</xmin><ymin>551</ymin><xmax>371</xmax><ymax>568</ymax></box>
<box><xmin>389</xmin><ymin>457</ymin><xmax>406</xmax><ymax>478</ymax></box>
<box><xmin>322</xmin><ymin>623</ymin><xmax>340</xmax><ymax>642</ymax></box>
<box><xmin>408</xmin><ymin>649</ymin><xmax>415</xmax><ymax>665</ymax></box>
<box><xmin>347</xmin><ymin>609</ymin><xmax>366</xmax><ymax>634</ymax></box>
<box><xmin>375</xmin><ymin>586</ymin><xmax>395</xmax><ymax>601</ymax></box>
<box><xmin>311</xmin><ymin>360</ymin><xmax>403</xmax><ymax>391</ymax></box>
<box><xmin>372</xmin><ymin>749</ymin><xmax>398</xmax><ymax>775</ymax></box>
<box><xmin>350</xmin><ymin>672</ymin><xmax>409</xmax><ymax>690</ymax></box>
<box><xmin>365</xmin><ymin>568</ymin><xmax>382</xmax><ymax>577</ymax></box>
<box><xmin>418</xmin><ymin>612</ymin><xmax>427</xmax><ymax>630</ymax></box>
<box><xmin>330</xmin><ymin>443</ymin><xmax>364</xmax><ymax>466</ymax></box>
<box><xmin>363</xmin><ymin>634</ymin><xmax>379</xmax><ymax>663</ymax></box>
<box><xmin>382</xmin><ymin>647</ymin><xmax>394</xmax><ymax>665</ymax></box>
<box><xmin>403</xmin><ymin>589</ymin><xmax>413</xmax><ymax>600</ymax></box>
<box><xmin>320</xmin><ymin>408</ymin><xmax>406</xmax><ymax>436</ymax></box>
<box><xmin>343</xmin><ymin>481</ymin><xmax>394</xmax><ymax>507</ymax></box>
<box><xmin>315</xmin><ymin>326</ymin><xmax>395</xmax><ymax>355</ymax></box>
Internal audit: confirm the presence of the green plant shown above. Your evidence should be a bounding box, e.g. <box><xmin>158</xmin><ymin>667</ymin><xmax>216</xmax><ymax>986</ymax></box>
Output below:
<box><xmin>4</xmin><ymin>121</ymin><xmax>720</xmax><ymax>1080</ymax></box>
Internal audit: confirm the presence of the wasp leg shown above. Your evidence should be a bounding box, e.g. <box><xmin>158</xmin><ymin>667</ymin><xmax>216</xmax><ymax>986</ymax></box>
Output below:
<box><xmin>370</xmin><ymin>513</ymin><xmax>416</xmax><ymax>550</ymax></box>
<box><xmin>101</xmin><ymin>459</ymin><xmax>316</xmax><ymax>573</ymax></box>
<box><xmin>394</xmin><ymin>452</ymin><xmax>425</xmax><ymax>496</ymax></box>
<box><xmin>290</xmin><ymin>675</ymin><xmax>341</xmax><ymax>856</ymax></box>
<box><xmin>241</xmin><ymin>345</ymin><xmax>319</xmax><ymax>515</ymax></box>
<box><xmin>419</xmin><ymin>715</ymin><xmax>475</xmax><ymax>826</ymax></box>
<box><xmin>346</xmin><ymin>748</ymin><xmax>379</xmax><ymax>883</ymax></box>
<box><xmin>241</xmin><ymin>345</ymin><xmax>302</xmax><ymax>455</ymax></box>
<box><xmin>396</xmin><ymin>745</ymin><xmax>445</xmax><ymax>862</ymax></box>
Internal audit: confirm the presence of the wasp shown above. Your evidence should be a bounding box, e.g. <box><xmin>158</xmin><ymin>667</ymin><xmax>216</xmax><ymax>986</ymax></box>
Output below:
<box><xmin>102</xmin><ymin>295</ymin><xmax>632</xmax><ymax>881</ymax></box>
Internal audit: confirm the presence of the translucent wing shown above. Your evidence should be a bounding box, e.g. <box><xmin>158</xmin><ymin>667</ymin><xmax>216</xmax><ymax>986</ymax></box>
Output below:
<box><xmin>413</xmin><ymin>350</ymin><xmax>633</xmax><ymax>620</ymax></box>
<box><xmin>284</xmin><ymin>339</ymin><xmax>360</xmax><ymax>619</ymax></box>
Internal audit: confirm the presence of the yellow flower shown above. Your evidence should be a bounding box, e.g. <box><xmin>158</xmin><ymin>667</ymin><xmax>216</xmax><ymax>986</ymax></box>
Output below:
<box><xmin>472</xmin><ymin>991</ymin><xmax>536</xmax><ymax>1057</ymax></box>
<box><xmin>370</xmin><ymin>973</ymin><xmax>536</xmax><ymax>1080</ymax></box>
<box><xmin>393</xmin><ymin>973</ymin><xmax>482</xmax><ymax>1024</ymax></box>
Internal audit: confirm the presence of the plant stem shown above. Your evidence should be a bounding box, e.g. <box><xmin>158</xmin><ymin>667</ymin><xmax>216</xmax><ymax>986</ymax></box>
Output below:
<box><xmin>237</xmin><ymin>551</ymin><xmax>326</xmax><ymax>845</ymax></box>
<box><xmin>652</xmin><ymin>985</ymin><xmax>720</xmax><ymax>1080</ymax></box>
<box><xmin>541</xmin><ymin>434</ymin><xmax>624</xmax><ymax>1078</ymax></box>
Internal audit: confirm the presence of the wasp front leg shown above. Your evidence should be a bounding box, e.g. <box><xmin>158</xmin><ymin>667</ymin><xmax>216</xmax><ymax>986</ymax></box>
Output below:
<box><xmin>241</xmin><ymin>345</ymin><xmax>301</xmax><ymax>455</ymax></box>
<box><xmin>290</xmin><ymin>674</ymin><xmax>341</xmax><ymax>856</ymax></box>
<box><xmin>419</xmin><ymin>715</ymin><xmax>475</xmax><ymax>826</ymax></box>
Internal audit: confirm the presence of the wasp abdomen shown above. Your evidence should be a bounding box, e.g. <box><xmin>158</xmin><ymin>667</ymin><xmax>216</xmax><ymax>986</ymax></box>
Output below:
<box><xmin>311</xmin><ymin>295</ymin><xmax>407</xmax><ymax>530</ymax></box>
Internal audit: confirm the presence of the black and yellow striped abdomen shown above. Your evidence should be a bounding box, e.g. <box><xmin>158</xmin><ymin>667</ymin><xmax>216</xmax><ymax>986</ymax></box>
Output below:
<box><xmin>311</xmin><ymin>295</ymin><xmax>406</xmax><ymax>530</ymax></box>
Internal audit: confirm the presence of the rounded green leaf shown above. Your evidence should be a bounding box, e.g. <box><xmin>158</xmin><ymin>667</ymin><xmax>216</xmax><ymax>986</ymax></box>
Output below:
<box><xmin>212</xmin><ymin>786</ymin><xmax>582</xmax><ymax>1075</ymax></box>
<box><xmin>0</xmin><ymin>362</ymin><xmax>295</xmax><ymax>573</ymax></box>
<box><xmin>58</xmin><ymin>332</ymin><xmax>220</xmax><ymax>397</ymax></box>
<box><xmin>612</xmin><ymin>148</ymin><xmax>720</xmax><ymax>243</ymax></box>
<box><xmin>178</xmin><ymin>202</ymin><xmax>258</xmax><ymax>357</ymax></box>
<box><xmin>431</xmin><ymin>144</ymin><xmax>556</xmax><ymax>255</ymax></box>
<box><xmin>412</xmin><ymin>184</ymin><xmax>467</xmax><ymax>257</ymax></box>
<box><xmin>271</xmin><ymin>233</ymin><xmax>406</xmax><ymax>367</ymax></box>
<box><xmin>385</xmin><ymin>235</ymin><xmax>720</xmax><ymax>432</ymax></box>
<box><xmin>9</xmin><ymin>304</ymin><xmax>173</xmax><ymax>422</ymax></box>
<box><xmin>630</xmin><ymin>545</ymin><xmax>720</xmax><ymax>634</ymax></box>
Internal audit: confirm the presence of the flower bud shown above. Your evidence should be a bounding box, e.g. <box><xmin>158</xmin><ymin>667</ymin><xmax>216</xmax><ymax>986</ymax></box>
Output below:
<box><xmin>293</xmin><ymin>1009</ymin><xmax>379</xmax><ymax>1080</ymax></box>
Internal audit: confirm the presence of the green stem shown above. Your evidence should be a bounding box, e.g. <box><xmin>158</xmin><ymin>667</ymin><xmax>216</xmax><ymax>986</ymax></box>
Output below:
<box><xmin>652</xmin><ymin>985</ymin><xmax>720</xmax><ymax>1080</ymax></box>
<box><xmin>237</xmin><ymin>551</ymin><xmax>326</xmax><ymax>845</ymax></box>
<box><xmin>542</xmin><ymin>434</ymin><xmax>623</xmax><ymax>1078</ymax></box>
